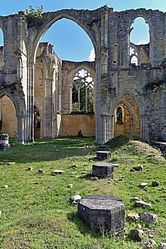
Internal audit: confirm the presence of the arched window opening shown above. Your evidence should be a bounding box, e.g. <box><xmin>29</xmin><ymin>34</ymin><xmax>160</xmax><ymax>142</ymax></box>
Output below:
<box><xmin>130</xmin><ymin>17</ymin><xmax>150</xmax><ymax>66</ymax></box>
<box><xmin>40</xmin><ymin>18</ymin><xmax>94</xmax><ymax>62</ymax></box>
<box><xmin>72</xmin><ymin>69</ymin><xmax>94</xmax><ymax>113</ymax></box>
<box><xmin>0</xmin><ymin>28</ymin><xmax>4</xmax><ymax>71</ymax></box>
<box><xmin>0</xmin><ymin>95</ymin><xmax>17</xmax><ymax>137</ymax></box>
<box><xmin>34</xmin><ymin>106</ymin><xmax>41</xmax><ymax>138</ymax></box>
<box><xmin>130</xmin><ymin>54</ymin><xmax>138</xmax><ymax>66</ymax></box>
<box><xmin>116</xmin><ymin>106</ymin><xmax>123</xmax><ymax>124</ymax></box>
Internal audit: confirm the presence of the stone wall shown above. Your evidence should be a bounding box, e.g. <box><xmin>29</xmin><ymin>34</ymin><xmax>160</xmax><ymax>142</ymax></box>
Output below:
<box><xmin>60</xmin><ymin>114</ymin><xmax>96</xmax><ymax>137</ymax></box>
<box><xmin>0</xmin><ymin>7</ymin><xmax>166</xmax><ymax>143</ymax></box>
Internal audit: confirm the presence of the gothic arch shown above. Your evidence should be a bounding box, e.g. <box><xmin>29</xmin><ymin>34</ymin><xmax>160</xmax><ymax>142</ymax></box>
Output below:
<box><xmin>0</xmin><ymin>90</ymin><xmax>25</xmax><ymax>117</ymax></box>
<box><xmin>29</xmin><ymin>11</ymin><xmax>98</xmax><ymax>64</ymax></box>
<box><xmin>112</xmin><ymin>92</ymin><xmax>141</xmax><ymax>137</ymax></box>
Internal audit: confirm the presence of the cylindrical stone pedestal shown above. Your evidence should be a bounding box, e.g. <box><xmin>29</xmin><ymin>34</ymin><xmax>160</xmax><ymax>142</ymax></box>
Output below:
<box><xmin>78</xmin><ymin>194</ymin><xmax>125</xmax><ymax>235</ymax></box>
<box><xmin>92</xmin><ymin>162</ymin><xmax>114</xmax><ymax>178</ymax></box>
<box><xmin>0</xmin><ymin>134</ymin><xmax>10</xmax><ymax>151</ymax></box>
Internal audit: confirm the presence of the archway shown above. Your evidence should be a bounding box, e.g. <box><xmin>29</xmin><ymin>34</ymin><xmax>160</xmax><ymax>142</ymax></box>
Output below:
<box><xmin>0</xmin><ymin>95</ymin><xmax>17</xmax><ymax>137</ymax></box>
<box><xmin>32</xmin><ymin>14</ymin><xmax>96</xmax><ymax>139</ymax></box>
<box><xmin>113</xmin><ymin>94</ymin><xmax>141</xmax><ymax>137</ymax></box>
<box><xmin>130</xmin><ymin>17</ymin><xmax>150</xmax><ymax>65</ymax></box>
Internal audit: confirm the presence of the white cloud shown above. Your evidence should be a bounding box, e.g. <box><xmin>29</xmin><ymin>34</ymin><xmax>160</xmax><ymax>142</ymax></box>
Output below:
<box><xmin>89</xmin><ymin>48</ymin><xmax>95</xmax><ymax>61</ymax></box>
<box><xmin>137</xmin><ymin>40</ymin><xmax>149</xmax><ymax>45</ymax></box>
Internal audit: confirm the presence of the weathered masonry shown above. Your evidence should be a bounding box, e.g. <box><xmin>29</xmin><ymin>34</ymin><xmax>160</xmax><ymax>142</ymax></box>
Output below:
<box><xmin>0</xmin><ymin>6</ymin><xmax>166</xmax><ymax>144</ymax></box>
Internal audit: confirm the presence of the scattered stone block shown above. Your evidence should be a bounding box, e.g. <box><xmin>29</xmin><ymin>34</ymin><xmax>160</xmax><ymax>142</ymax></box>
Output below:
<box><xmin>131</xmin><ymin>165</ymin><xmax>143</xmax><ymax>171</ymax></box>
<box><xmin>27</xmin><ymin>166</ymin><xmax>33</xmax><ymax>171</ymax></box>
<box><xmin>144</xmin><ymin>240</ymin><xmax>156</xmax><ymax>248</ymax></box>
<box><xmin>133</xmin><ymin>197</ymin><xmax>140</xmax><ymax>201</ymax></box>
<box><xmin>72</xmin><ymin>164</ymin><xmax>78</xmax><ymax>169</ymax></box>
<box><xmin>68</xmin><ymin>184</ymin><xmax>73</xmax><ymax>188</ymax></box>
<box><xmin>135</xmin><ymin>200</ymin><xmax>152</xmax><ymax>208</ymax></box>
<box><xmin>38</xmin><ymin>169</ymin><xmax>44</xmax><ymax>174</ymax></box>
<box><xmin>140</xmin><ymin>183</ymin><xmax>148</xmax><ymax>188</ymax></box>
<box><xmin>96</xmin><ymin>151</ymin><xmax>111</xmax><ymax>160</ymax></box>
<box><xmin>127</xmin><ymin>213</ymin><xmax>139</xmax><ymax>221</ymax></box>
<box><xmin>4</xmin><ymin>185</ymin><xmax>8</xmax><ymax>189</ymax></box>
<box><xmin>7</xmin><ymin>162</ymin><xmax>15</xmax><ymax>165</ymax></box>
<box><xmin>99</xmin><ymin>145</ymin><xmax>110</xmax><ymax>151</ymax></box>
<box><xmin>152</xmin><ymin>181</ymin><xmax>160</xmax><ymax>187</ymax></box>
<box><xmin>0</xmin><ymin>134</ymin><xmax>10</xmax><ymax>151</ymax></box>
<box><xmin>78</xmin><ymin>194</ymin><xmax>125</xmax><ymax>235</ymax></box>
<box><xmin>91</xmin><ymin>176</ymin><xmax>98</xmax><ymax>181</ymax></box>
<box><xmin>130</xmin><ymin>229</ymin><xmax>143</xmax><ymax>241</ymax></box>
<box><xmin>92</xmin><ymin>162</ymin><xmax>114</xmax><ymax>178</ymax></box>
<box><xmin>52</xmin><ymin>170</ymin><xmax>64</xmax><ymax>175</ymax></box>
<box><xmin>70</xmin><ymin>195</ymin><xmax>81</xmax><ymax>205</ymax></box>
<box><xmin>158</xmin><ymin>243</ymin><xmax>166</xmax><ymax>249</ymax></box>
<box><xmin>139</xmin><ymin>212</ymin><xmax>157</xmax><ymax>224</ymax></box>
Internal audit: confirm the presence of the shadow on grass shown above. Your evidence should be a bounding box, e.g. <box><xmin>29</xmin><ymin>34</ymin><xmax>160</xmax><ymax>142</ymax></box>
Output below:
<box><xmin>105</xmin><ymin>135</ymin><xmax>142</xmax><ymax>152</ymax></box>
<box><xmin>79</xmin><ymin>173</ymin><xmax>92</xmax><ymax>180</ymax></box>
<box><xmin>0</xmin><ymin>137</ymin><xmax>98</xmax><ymax>164</ymax></box>
<box><xmin>0</xmin><ymin>135</ymin><xmax>143</xmax><ymax>164</ymax></box>
<box><xmin>67</xmin><ymin>211</ymin><xmax>98</xmax><ymax>237</ymax></box>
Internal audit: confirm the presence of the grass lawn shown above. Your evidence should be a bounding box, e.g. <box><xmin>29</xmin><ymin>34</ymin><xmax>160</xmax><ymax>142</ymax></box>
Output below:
<box><xmin>0</xmin><ymin>135</ymin><xmax>165</xmax><ymax>248</ymax></box>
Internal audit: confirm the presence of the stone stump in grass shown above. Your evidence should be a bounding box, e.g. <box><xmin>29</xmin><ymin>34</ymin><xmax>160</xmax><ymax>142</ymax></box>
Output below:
<box><xmin>96</xmin><ymin>150</ymin><xmax>111</xmax><ymax>160</ymax></box>
<box><xmin>92</xmin><ymin>162</ymin><xmax>115</xmax><ymax>178</ymax></box>
<box><xmin>78</xmin><ymin>194</ymin><xmax>125</xmax><ymax>235</ymax></box>
<box><xmin>0</xmin><ymin>134</ymin><xmax>10</xmax><ymax>151</ymax></box>
<box><xmin>99</xmin><ymin>145</ymin><xmax>110</xmax><ymax>151</ymax></box>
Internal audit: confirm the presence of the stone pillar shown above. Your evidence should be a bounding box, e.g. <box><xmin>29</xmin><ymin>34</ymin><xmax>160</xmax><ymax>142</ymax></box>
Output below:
<box><xmin>25</xmin><ymin>62</ymin><xmax>34</xmax><ymax>142</ymax></box>
<box><xmin>17</xmin><ymin>114</ymin><xmax>25</xmax><ymax>143</ymax></box>
<box><xmin>96</xmin><ymin>6</ymin><xmax>109</xmax><ymax>144</ymax></box>
<box><xmin>43</xmin><ymin>78</ymin><xmax>54</xmax><ymax>139</ymax></box>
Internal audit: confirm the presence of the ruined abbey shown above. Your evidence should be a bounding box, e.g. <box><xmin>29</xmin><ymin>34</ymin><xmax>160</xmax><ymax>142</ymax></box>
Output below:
<box><xmin>0</xmin><ymin>6</ymin><xmax>166</xmax><ymax>144</ymax></box>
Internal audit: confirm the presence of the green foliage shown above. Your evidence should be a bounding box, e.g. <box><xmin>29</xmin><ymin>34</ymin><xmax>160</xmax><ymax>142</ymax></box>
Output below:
<box><xmin>26</xmin><ymin>5</ymin><xmax>43</xmax><ymax>27</ymax></box>
<box><xmin>72</xmin><ymin>102</ymin><xmax>79</xmax><ymax>112</ymax></box>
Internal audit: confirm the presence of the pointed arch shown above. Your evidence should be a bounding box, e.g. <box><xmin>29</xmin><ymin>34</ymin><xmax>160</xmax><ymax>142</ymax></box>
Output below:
<box><xmin>30</xmin><ymin>12</ymin><xmax>98</xmax><ymax>64</ymax></box>
<box><xmin>112</xmin><ymin>93</ymin><xmax>141</xmax><ymax>137</ymax></box>
<box><xmin>129</xmin><ymin>16</ymin><xmax>150</xmax><ymax>65</ymax></box>
<box><xmin>0</xmin><ymin>95</ymin><xmax>17</xmax><ymax>137</ymax></box>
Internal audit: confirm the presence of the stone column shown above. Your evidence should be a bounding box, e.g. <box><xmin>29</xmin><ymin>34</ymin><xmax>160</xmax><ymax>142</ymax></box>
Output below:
<box><xmin>43</xmin><ymin>78</ymin><xmax>54</xmax><ymax>139</ymax></box>
<box><xmin>96</xmin><ymin>6</ymin><xmax>109</xmax><ymax>144</ymax></box>
<box><xmin>17</xmin><ymin>114</ymin><xmax>25</xmax><ymax>143</ymax></box>
<box><xmin>25</xmin><ymin>62</ymin><xmax>34</xmax><ymax>143</ymax></box>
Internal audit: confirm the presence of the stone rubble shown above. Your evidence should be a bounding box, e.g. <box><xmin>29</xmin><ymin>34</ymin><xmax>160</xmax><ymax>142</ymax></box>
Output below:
<box><xmin>130</xmin><ymin>229</ymin><xmax>143</xmax><ymax>241</ymax></box>
<box><xmin>139</xmin><ymin>212</ymin><xmax>157</xmax><ymax>224</ymax></box>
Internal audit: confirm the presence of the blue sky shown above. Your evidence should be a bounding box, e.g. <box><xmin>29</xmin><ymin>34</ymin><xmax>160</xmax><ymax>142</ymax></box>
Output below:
<box><xmin>0</xmin><ymin>0</ymin><xmax>165</xmax><ymax>61</ymax></box>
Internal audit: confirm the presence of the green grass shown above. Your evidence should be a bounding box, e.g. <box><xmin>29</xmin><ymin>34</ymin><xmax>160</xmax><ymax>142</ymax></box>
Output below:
<box><xmin>0</xmin><ymin>135</ymin><xmax>165</xmax><ymax>248</ymax></box>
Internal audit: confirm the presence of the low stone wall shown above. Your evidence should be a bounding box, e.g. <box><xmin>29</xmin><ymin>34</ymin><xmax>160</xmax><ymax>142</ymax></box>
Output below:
<box><xmin>60</xmin><ymin>114</ymin><xmax>95</xmax><ymax>137</ymax></box>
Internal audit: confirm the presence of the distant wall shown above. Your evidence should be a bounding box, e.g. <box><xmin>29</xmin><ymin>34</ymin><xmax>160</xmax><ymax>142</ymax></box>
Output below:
<box><xmin>60</xmin><ymin>114</ymin><xmax>95</xmax><ymax>137</ymax></box>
